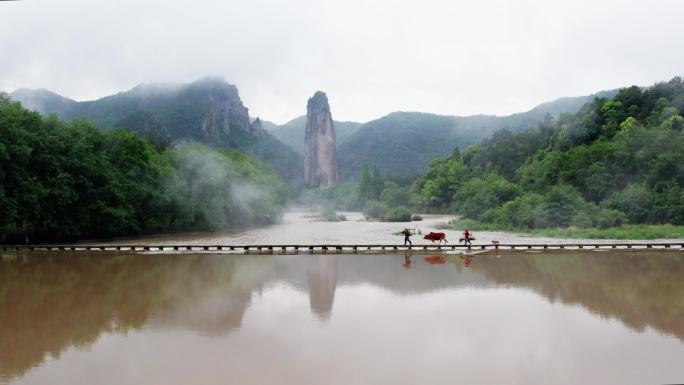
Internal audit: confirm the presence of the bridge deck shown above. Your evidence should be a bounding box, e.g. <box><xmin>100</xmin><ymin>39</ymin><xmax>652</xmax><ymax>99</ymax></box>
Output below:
<box><xmin>2</xmin><ymin>243</ymin><xmax>684</xmax><ymax>253</ymax></box>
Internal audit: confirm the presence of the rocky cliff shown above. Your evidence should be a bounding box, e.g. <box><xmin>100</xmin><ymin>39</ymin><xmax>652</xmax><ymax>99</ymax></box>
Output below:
<box><xmin>304</xmin><ymin>91</ymin><xmax>338</xmax><ymax>189</ymax></box>
<box><xmin>195</xmin><ymin>78</ymin><xmax>251</xmax><ymax>140</ymax></box>
<box><xmin>249</xmin><ymin>117</ymin><xmax>264</xmax><ymax>137</ymax></box>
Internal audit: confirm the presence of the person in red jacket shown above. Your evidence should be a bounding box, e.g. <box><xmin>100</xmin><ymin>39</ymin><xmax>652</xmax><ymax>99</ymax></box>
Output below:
<box><xmin>463</xmin><ymin>229</ymin><xmax>473</xmax><ymax>246</ymax></box>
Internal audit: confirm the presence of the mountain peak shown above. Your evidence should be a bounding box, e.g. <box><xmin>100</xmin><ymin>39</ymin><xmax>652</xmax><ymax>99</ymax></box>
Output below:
<box><xmin>305</xmin><ymin>91</ymin><xmax>338</xmax><ymax>188</ymax></box>
<box><xmin>307</xmin><ymin>91</ymin><xmax>329</xmax><ymax>111</ymax></box>
<box><xmin>9</xmin><ymin>88</ymin><xmax>77</xmax><ymax>115</ymax></box>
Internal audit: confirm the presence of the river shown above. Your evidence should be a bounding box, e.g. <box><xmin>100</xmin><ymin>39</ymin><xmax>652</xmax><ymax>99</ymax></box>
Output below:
<box><xmin>2</xmin><ymin>210</ymin><xmax>684</xmax><ymax>385</ymax></box>
<box><xmin>97</xmin><ymin>209</ymin><xmax>684</xmax><ymax>246</ymax></box>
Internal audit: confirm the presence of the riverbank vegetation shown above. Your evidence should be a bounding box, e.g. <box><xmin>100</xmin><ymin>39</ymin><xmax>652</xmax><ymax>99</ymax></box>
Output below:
<box><xmin>299</xmin><ymin>164</ymin><xmax>422</xmax><ymax>222</ymax></box>
<box><xmin>448</xmin><ymin>218</ymin><xmax>684</xmax><ymax>239</ymax></box>
<box><xmin>0</xmin><ymin>94</ymin><xmax>287</xmax><ymax>242</ymax></box>
<box><xmin>414</xmin><ymin>78</ymin><xmax>684</xmax><ymax>237</ymax></box>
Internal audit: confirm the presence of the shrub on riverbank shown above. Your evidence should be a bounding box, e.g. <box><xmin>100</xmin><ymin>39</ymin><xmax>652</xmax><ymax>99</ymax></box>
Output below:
<box><xmin>385</xmin><ymin>206</ymin><xmax>413</xmax><ymax>222</ymax></box>
<box><xmin>364</xmin><ymin>201</ymin><xmax>416</xmax><ymax>222</ymax></box>
<box><xmin>319</xmin><ymin>206</ymin><xmax>346</xmax><ymax>221</ymax></box>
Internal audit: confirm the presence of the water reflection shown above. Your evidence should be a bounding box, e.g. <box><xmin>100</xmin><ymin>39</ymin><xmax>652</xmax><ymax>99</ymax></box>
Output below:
<box><xmin>460</xmin><ymin>254</ymin><xmax>474</xmax><ymax>267</ymax></box>
<box><xmin>469</xmin><ymin>251</ymin><xmax>684</xmax><ymax>340</ymax></box>
<box><xmin>306</xmin><ymin>255</ymin><xmax>337</xmax><ymax>321</ymax></box>
<box><xmin>401</xmin><ymin>253</ymin><xmax>414</xmax><ymax>268</ymax></box>
<box><xmin>1</xmin><ymin>250</ymin><xmax>683</xmax><ymax>384</ymax></box>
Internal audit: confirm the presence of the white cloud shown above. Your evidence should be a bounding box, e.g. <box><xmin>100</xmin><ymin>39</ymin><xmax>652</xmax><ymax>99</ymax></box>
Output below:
<box><xmin>1</xmin><ymin>0</ymin><xmax>683</xmax><ymax>123</ymax></box>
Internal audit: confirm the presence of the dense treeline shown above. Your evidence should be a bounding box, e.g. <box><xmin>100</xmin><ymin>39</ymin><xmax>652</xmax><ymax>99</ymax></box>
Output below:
<box><xmin>300</xmin><ymin>163</ymin><xmax>422</xmax><ymax>222</ymax></box>
<box><xmin>0</xmin><ymin>94</ymin><xmax>287</xmax><ymax>242</ymax></box>
<box><xmin>417</xmin><ymin>77</ymin><xmax>684</xmax><ymax>229</ymax></box>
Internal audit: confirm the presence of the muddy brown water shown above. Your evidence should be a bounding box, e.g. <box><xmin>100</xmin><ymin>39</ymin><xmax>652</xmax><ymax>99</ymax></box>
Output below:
<box><xmin>94</xmin><ymin>210</ymin><xmax>684</xmax><ymax>246</ymax></box>
<box><xmin>2</xmin><ymin>211</ymin><xmax>684</xmax><ymax>385</ymax></box>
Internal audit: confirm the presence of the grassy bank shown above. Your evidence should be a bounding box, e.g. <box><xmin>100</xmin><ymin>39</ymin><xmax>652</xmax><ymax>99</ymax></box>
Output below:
<box><xmin>449</xmin><ymin>218</ymin><xmax>684</xmax><ymax>240</ymax></box>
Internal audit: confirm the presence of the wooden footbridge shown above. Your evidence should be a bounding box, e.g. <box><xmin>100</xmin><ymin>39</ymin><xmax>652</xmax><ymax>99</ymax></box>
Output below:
<box><xmin>2</xmin><ymin>242</ymin><xmax>684</xmax><ymax>253</ymax></box>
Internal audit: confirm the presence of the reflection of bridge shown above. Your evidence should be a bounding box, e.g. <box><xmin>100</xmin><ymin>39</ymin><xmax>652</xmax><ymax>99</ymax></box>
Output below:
<box><xmin>2</xmin><ymin>242</ymin><xmax>684</xmax><ymax>253</ymax></box>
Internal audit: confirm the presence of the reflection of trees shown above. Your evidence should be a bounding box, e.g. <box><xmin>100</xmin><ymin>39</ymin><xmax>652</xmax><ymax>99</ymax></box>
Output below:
<box><xmin>306</xmin><ymin>255</ymin><xmax>337</xmax><ymax>321</ymax></box>
<box><xmin>0</xmin><ymin>252</ymin><xmax>258</xmax><ymax>382</ymax></box>
<box><xmin>7</xmin><ymin>250</ymin><xmax>679</xmax><ymax>382</ymax></box>
<box><xmin>469</xmin><ymin>251</ymin><xmax>684</xmax><ymax>340</ymax></box>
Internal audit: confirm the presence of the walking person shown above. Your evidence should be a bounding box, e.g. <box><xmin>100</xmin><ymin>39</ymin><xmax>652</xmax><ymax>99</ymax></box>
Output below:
<box><xmin>400</xmin><ymin>228</ymin><xmax>413</xmax><ymax>246</ymax></box>
<box><xmin>463</xmin><ymin>228</ymin><xmax>473</xmax><ymax>246</ymax></box>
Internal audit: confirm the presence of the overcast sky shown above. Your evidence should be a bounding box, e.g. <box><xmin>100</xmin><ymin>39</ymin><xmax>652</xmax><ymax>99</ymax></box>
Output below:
<box><xmin>1</xmin><ymin>0</ymin><xmax>683</xmax><ymax>123</ymax></box>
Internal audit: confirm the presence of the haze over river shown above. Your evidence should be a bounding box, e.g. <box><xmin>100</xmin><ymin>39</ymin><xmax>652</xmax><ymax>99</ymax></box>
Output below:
<box><xmin>99</xmin><ymin>209</ymin><xmax>684</xmax><ymax>246</ymax></box>
<box><xmin>2</xmin><ymin>210</ymin><xmax>684</xmax><ymax>385</ymax></box>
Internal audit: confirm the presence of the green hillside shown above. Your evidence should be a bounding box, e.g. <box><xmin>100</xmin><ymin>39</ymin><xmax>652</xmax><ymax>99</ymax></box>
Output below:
<box><xmin>337</xmin><ymin>90</ymin><xmax>617</xmax><ymax>180</ymax></box>
<box><xmin>10</xmin><ymin>78</ymin><xmax>304</xmax><ymax>189</ymax></box>
<box><xmin>419</xmin><ymin>77</ymin><xmax>684</xmax><ymax>229</ymax></box>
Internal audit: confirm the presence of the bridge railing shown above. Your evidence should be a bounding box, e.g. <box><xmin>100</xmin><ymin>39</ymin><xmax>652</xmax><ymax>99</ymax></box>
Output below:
<box><xmin>2</xmin><ymin>243</ymin><xmax>684</xmax><ymax>253</ymax></box>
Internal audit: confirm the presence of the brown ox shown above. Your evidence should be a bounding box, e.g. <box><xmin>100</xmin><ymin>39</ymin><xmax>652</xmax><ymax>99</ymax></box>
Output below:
<box><xmin>423</xmin><ymin>232</ymin><xmax>448</xmax><ymax>244</ymax></box>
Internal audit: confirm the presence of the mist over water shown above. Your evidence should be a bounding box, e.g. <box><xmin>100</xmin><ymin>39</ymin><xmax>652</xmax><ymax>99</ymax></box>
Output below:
<box><xmin>100</xmin><ymin>209</ymin><xmax>684</xmax><ymax>246</ymax></box>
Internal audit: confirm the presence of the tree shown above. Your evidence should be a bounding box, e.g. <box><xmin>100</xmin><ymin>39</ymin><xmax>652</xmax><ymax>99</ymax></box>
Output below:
<box><xmin>358</xmin><ymin>164</ymin><xmax>371</xmax><ymax>204</ymax></box>
<box><xmin>370</xmin><ymin>166</ymin><xmax>384</xmax><ymax>200</ymax></box>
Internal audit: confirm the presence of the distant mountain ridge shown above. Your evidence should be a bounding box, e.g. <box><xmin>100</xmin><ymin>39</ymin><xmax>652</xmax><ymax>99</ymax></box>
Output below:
<box><xmin>337</xmin><ymin>89</ymin><xmax>618</xmax><ymax>179</ymax></box>
<box><xmin>10</xmin><ymin>80</ymin><xmax>618</xmax><ymax>183</ymax></box>
<box><xmin>264</xmin><ymin>116</ymin><xmax>363</xmax><ymax>154</ymax></box>
<box><xmin>10</xmin><ymin>78</ymin><xmax>304</xmax><ymax>188</ymax></box>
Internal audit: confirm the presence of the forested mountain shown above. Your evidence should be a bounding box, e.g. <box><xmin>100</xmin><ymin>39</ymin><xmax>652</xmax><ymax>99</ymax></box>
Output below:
<box><xmin>10</xmin><ymin>78</ymin><xmax>303</xmax><ymax>187</ymax></box>
<box><xmin>338</xmin><ymin>90</ymin><xmax>617</xmax><ymax>180</ymax></box>
<box><xmin>265</xmin><ymin>115</ymin><xmax>363</xmax><ymax>154</ymax></box>
<box><xmin>418</xmin><ymin>77</ymin><xmax>684</xmax><ymax>228</ymax></box>
<box><xmin>0</xmin><ymin>94</ymin><xmax>288</xmax><ymax>242</ymax></box>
